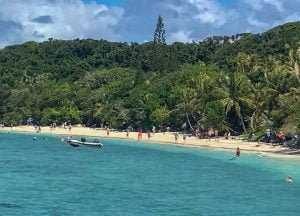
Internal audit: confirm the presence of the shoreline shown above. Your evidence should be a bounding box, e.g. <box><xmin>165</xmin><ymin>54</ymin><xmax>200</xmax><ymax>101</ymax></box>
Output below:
<box><xmin>1</xmin><ymin>126</ymin><xmax>299</xmax><ymax>159</ymax></box>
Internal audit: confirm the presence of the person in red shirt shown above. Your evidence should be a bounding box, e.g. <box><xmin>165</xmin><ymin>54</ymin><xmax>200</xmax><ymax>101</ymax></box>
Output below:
<box><xmin>138</xmin><ymin>130</ymin><xmax>142</xmax><ymax>141</ymax></box>
<box><xmin>277</xmin><ymin>131</ymin><xmax>285</xmax><ymax>144</ymax></box>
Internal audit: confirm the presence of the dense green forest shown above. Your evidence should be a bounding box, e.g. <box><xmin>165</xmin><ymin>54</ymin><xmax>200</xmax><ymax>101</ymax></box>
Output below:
<box><xmin>0</xmin><ymin>20</ymin><xmax>299</xmax><ymax>135</ymax></box>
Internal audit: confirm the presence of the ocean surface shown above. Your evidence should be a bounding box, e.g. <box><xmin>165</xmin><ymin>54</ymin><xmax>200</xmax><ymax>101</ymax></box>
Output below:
<box><xmin>1</xmin><ymin>132</ymin><xmax>300</xmax><ymax>216</ymax></box>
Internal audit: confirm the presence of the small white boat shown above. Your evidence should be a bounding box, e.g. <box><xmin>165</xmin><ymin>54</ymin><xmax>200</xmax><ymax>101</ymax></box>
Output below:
<box><xmin>67</xmin><ymin>139</ymin><xmax>103</xmax><ymax>148</ymax></box>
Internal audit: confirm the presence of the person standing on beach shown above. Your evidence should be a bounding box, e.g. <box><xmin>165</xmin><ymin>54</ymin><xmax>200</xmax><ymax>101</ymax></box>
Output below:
<box><xmin>195</xmin><ymin>128</ymin><xmax>199</xmax><ymax>138</ymax></box>
<box><xmin>208</xmin><ymin>129</ymin><xmax>214</xmax><ymax>141</ymax></box>
<box><xmin>152</xmin><ymin>125</ymin><xmax>156</xmax><ymax>135</ymax></box>
<box><xmin>227</xmin><ymin>131</ymin><xmax>231</xmax><ymax>139</ymax></box>
<box><xmin>183</xmin><ymin>134</ymin><xmax>186</xmax><ymax>144</ymax></box>
<box><xmin>106</xmin><ymin>127</ymin><xmax>110</xmax><ymax>136</ymax></box>
<box><xmin>126</xmin><ymin>129</ymin><xmax>129</xmax><ymax>138</ymax></box>
<box><xmin>174</xmin><ymin>132</ymin><xmax>179</xmax><ymax>144</ymax></box>
<box><xmin>138</xmin><ymin>130</ymin><xmax>142</xmax><ymax>141</ymax></box>
<box><xmin>214</xmin><ymin>130</ymin><xmax>219</xmax><ymax>141</ymax></box>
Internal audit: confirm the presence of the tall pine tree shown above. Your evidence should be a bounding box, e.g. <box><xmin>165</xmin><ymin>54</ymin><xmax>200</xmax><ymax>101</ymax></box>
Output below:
<box><xmin>154</xmin><ymin>15</ymin><xmax>166</xmax><ymax>45</ymax></box>
<box><xmin>150</xmin><ymin>15</ymin><xmax>168</xmax><ymax>72</ymax></box>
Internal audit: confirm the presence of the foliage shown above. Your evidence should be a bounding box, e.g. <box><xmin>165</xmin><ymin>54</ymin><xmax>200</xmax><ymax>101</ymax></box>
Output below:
<box><xmin>153</xmin><ymin>15</ymin><xmax>166</xmax><ymax>45</ymax></box>
<box><xmin>150</xmin><ymin>106</ymin><xmax>170</xmax><ymax>128</ymax></box>
<box><xmin>0</xmin><ymin>22</ymin><xmax>300</xmax><ymax>134</ymax></box>
<box><xmin>202</xmin><ymin>100</ymin><xmax>229</xmax><ymax>131</ymax></box>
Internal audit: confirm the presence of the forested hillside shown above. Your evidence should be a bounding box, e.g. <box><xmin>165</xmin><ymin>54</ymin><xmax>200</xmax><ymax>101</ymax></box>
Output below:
<box><xmin>0</xmin><ymin>21</ymin><xmax>299</xmax><ymax>134</ymax></box>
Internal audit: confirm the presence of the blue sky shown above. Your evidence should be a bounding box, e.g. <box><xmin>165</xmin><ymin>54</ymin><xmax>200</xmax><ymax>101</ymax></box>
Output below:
<box><xmin>218</xmin><ymin>0</ymin><xmax>237</xmax><ymax>6</ymax></box>
<box><xmin>84</xmin><ymin>0</ymin><xmax>237</xmax><ymax>7</ymax></box>
<box><xmin>0</xmin><ymin>0</ymin><xmax>299</xmax><ymax>47</ymax></box>
<box><xmin>82</xmin><ymin>0</ymin><xmax>123</xmax><ymax>6</ymax></box>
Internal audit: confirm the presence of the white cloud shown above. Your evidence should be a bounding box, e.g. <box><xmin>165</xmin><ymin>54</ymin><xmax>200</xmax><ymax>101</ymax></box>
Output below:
<box><xmin>158</xmin><ymin>0</ymin><xmax>299</xmax><ymax>42</ymax></box>
<box><xmin>0</xmin><ymin>0</ymin><xmax>300</xmax><ymax>47</ymax></box>
<box><xmin>187</xmin><ymin>0</ymin><xmax>228</xmax><ymax>26</ymax></box>
<box><xmin>247</xmin><ymin>15</ymin><xmax>269</xmax><ymax>28</ymax></box>
<box><xmin>244</xmin><ymin>0</ymin><xmax>284</xmax><ymax>12</ymax></box>
<box><xmin>284</xmin><ymin>13</ymin><xmax>300</xmax><ymax>22</ymax></box>
<box><xmin>0</xmin><ymin>0</ymin><xmax>123</xmax><ymax>47</ymax></box>
<box><xmin>169</xmin><ymin>30</ymin><xmax>193</xmax><ymax>43</ymax></box>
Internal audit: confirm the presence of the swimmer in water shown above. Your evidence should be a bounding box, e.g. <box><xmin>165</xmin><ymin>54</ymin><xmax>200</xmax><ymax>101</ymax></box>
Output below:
<box><xmin>286</xmin><ymin>176</ymin><xmax>293</xmax><ymax>183</ymax></box>
<box><xmin>235</xmin><ymin>147</ymin><xmax>241</xmax><ymax>157</ymax></box>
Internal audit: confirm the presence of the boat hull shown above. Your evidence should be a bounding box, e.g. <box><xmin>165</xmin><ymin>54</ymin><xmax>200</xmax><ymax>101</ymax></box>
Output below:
<box><xmin>67</xmin><ymin>140</ymin><xmax>103</xmax><ymax>148</ymax></box>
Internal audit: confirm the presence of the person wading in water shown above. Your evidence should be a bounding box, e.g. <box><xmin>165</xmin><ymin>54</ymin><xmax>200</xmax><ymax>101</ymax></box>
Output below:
<box><xmin>235</xmin><ymin>147</ymin><xmax>241</xmax><ymax>157</ymax></box>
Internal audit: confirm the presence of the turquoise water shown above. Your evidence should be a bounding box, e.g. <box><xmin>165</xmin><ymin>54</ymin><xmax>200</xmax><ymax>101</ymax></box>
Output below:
<box><xmin>1</xmin><ymin>132</ymin><xmax>300</xmax><ymax>216</ymax></box>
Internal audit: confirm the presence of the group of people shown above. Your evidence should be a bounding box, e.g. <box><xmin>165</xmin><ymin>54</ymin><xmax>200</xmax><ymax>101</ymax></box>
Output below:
<box><xmin>50</xmin><ymin>122</ymin><xmax>72</xmax><ymax>131</ymax></box>
<box><xmin>193</xmin><ymin>129</ymin><xmax>219</xmax><ymax>139</ymax></box>
<box><xmin>262</xmin><ymin>129</ymin><xmax>286</xmax><ymax>144</ymax></box>
<box><xmin>173</xmin><ymin>132</ymin><xmax>187</xmax><ymax>144</ymax></box>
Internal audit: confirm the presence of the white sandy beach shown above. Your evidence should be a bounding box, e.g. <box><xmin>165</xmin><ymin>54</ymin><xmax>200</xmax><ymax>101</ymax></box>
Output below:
<box><xmin>1</xmin><ymin>125</ymin><xmax>295</xmax><ymax>156</ymax></box>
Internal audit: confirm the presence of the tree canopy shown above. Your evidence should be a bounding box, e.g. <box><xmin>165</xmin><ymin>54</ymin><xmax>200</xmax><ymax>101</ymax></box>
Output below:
<box><xmin>0</xmin><ymin>21</ymin><xmax>299</xmax><ymax>135</ymax></box>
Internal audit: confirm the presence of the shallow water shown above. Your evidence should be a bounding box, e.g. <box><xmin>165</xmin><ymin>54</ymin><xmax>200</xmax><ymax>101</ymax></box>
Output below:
<box><xmin>1</xmin><ymin>132</ymin><xmax>300</xmax><ymax>216</ymax></box>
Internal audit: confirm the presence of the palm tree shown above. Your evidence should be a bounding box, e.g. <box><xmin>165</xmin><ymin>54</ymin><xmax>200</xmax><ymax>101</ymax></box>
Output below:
<box><xmin>174</xmin><ymin>87</ymin><xmax>200</xmax><ymax>133</ymax></box>
<box><xmin>263</xmin><ymin>57</ymin><xmax>290</xmax><ymax>117</ymax></box>
<box><xmin>190</xmin><ymin>65</ymin><xmax>214</xmax><ymax>126</ymax></box>
<box><xmin>277</xmin><ymin>88</ymin><xmax>300</xmax><ymax>138</ymax></box>
<box><xmin>250</xmin><ymin>83</ymin><xmax>275</xmax><ymax>130</ymax></box>
<box><xmin>235</xmin><ymin>52</ymin><xmax>262</xmax><ymax>75</ymax></box>
<box><xmin>287</xmin><ymin>47</ymin><xmax>300</xmax><ymax>85</ymax></box>
<box><xmin>216</xmin><ymin>72</ymin><xmax>254</xmax><ymax>132</ymax></box>
<box><xmin>235</xmin><ymin>52</ymin><xmax>249</xmax><ymax>74</ymax></box>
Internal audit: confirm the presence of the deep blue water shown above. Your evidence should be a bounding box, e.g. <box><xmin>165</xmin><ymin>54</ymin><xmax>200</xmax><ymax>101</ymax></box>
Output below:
<box><xmin>1</xmin><ymin>132</ymin><xmax>300</xmax><ymax>216</ymax></box>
